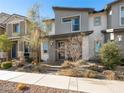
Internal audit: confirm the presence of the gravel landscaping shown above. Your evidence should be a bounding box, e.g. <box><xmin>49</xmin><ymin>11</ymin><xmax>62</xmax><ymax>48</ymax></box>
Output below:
<box><xmin>0</xmin><ymin>80</ymin><xmax>85</xmax><ymax>93</ymax></box>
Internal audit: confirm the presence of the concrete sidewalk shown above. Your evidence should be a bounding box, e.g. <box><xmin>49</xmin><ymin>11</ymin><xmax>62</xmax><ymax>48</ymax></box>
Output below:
<box><xmin>0</xmin><ymin>70</ymin><xmax>124</xmax><ymax>93</ymax></box>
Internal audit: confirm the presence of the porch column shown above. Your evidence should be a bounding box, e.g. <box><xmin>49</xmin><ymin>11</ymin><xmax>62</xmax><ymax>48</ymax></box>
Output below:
<box><xmin>18</xmin><ymin>40</ymin><xmax>24</xmax><ymax>58</ymax></box>
<box><xmin>82</xmin><ymin>36</ymin><xmax>90</xmax><ymax>60</ymax></box>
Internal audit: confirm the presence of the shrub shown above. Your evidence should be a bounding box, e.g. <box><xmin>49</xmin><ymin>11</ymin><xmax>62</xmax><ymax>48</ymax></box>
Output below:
<box><xmin>61</xmin><ymin>61</ymin><xmax>75</xmax><ymax>69</ymax></box>
<box><xmin>26</xmin><ymin>57</ymin><xmax>33</xmax><ymax>63</ymax></box>
<box><xmin>81</xmin><ymin>70</ymin><xmax>98</xmax><ymax>78</ymax></box>
<box><xmin>32</xmin><ymin>63</ymin><xmax>49</xmax><ymax>73</ymax></box>
<box><xmin>61</xmin><ymin>60</ymin><xmax>86</xmax><ymax>69</ymax></box>
<box><xmin>102</xmin><ymin>70</ymin><xmax>117</xmax><ymax>80</ymax></box>
<box><xmin>58</xmin><ymin>68</ymin><xmax>98</xmax><ymax>78</ymax></box>
<box><xmin>100</xmin><ymin>41</ymin><xmax>121</xmax><ymax>69</ymax></box>
<box><xmin>16</xmin><ymin>83</ymin><xmax>29</xmax><ymax>91</ymax></box>
<box><xmin>88</xmin><ymin>65</ymin><xmax>105</xmax><ymax>72</ymax></box>
<box><xmin>58</xmin><ymin>68</ymin><xmax>82</xmax><ymax>77</ymax></box>
<box><xmin>1</xmin><ymin>62</ymin><xmax>12</xmax><ymax>69</ymax></box>
<box><xmin>74</xmin><ymin>60</ymin><xmax>88</xmax><ymax>66</ymax></box>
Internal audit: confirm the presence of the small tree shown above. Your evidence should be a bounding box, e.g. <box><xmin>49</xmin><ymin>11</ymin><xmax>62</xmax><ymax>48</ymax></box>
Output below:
<box><xmin>100</xmin><ymin>41</ymin><xmax>121</xmax><ymax>69</ymax></box>
<box><xmin>0</xmin><ymin>34</ymin><xmax>12</xmax><ymax>61</ymax></box>
<box><xmin>57</xmin><ymin>35</ymin><xmax>83</xmax><ymax>62</ymax></box>
<box><xmin>27</xmin><ymin>3</ymin><xmax>46</xmax><ymax>62</ymax></box>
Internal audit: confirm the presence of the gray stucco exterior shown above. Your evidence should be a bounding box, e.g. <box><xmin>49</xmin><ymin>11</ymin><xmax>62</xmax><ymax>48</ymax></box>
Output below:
<box><xmin>54</xmin><ymin>10</ymin><xmax>89</xmax><ymax>35</ymax></box>
<box><xmin>42</xmin><ymin>0</ymin><xmax>124</xmax><ymax>63</ymax></box>
<box><xmin>107</xmin><ymin>1</ymin><xmax>124</xmax><ymax>29</ymax></box>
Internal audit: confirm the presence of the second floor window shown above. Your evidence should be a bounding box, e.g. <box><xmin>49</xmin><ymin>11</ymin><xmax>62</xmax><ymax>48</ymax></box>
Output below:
<box><xmin>13</xmin><ymin>24</ymin><xmax>20</xmax><ymax>33</ymax></box>
<box><xmin>121</xmin><ymin>6</ymin><xmax>124</xmax><ymax>25</ymax></box>
<box><xmin>46</xmin><ymin>23</ymin><xmax>52</xmax><ymax>32</ymax></box>
<box><xmin>72</xmin><ymin>16</ymin><xmax>80</xmax><ymax>31</ymax></box>
<box><xmin>94</xmin><ymin>16</ymin><xmax>101</xmax><ymax>26</ymax></box>
<box><xmin>62</xmin><ymin>16</ymin><xmax>80</xmax><ymax>32</ymax></box>
<box><xmin>62</xmin><ymin>17</ymin><xmax>71</xmax><ymax>23</ymax></box>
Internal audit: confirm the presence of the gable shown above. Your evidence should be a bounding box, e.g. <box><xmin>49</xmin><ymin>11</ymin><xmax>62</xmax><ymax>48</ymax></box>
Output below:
<box><xmin>4</xmin><ymin>14</ymin><xmax>26</xmax><ymax>24</ymax></box>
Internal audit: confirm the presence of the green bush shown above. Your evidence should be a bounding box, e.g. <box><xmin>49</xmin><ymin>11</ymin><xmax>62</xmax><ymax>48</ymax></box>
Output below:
<box><xmin>100</xmin><ymin>41</ymin><xmax>121</xmax><ymax>69</ymax></box>
<box><xmin>1</xmin><ymin>62</ymin><xmax>12</xmax><ymax>69</ymax></box>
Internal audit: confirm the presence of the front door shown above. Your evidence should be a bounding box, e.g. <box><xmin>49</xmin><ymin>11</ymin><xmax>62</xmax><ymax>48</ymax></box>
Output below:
<box><xmin>12</xmin><ymin>41</ymin><xmax>17</xmax><ymax>58</ymax></box>
<box><xmin>56</xmin><ymin>41</ymin><xmax>65</xmax><ymax>60</ymax></box>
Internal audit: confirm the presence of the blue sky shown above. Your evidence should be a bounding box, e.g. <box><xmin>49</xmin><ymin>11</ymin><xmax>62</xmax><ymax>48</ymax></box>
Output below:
<box><xmin>0</xmin><ymin>0</ymin><xmax>115</xmax><ymax>18</ymax></box>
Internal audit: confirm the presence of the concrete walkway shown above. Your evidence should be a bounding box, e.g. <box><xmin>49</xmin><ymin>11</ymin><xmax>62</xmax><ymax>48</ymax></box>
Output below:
<box><xmin>0</xmin><ymin>70</ymin><xmax>124</xmax><ymax>93</ymax></box>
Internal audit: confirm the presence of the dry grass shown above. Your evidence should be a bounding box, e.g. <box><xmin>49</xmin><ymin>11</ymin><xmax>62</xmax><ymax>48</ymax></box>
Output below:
<box><xmin>61</xmin><ymin>60</ymin><xmax>87</xmax><ymax>69</ymax></box>
<box><xmin>58</xmin><ymin>68</ymin><xmax>82</xmax><ymax>77</ymax></box>
<box><xmin>102</xmin><ymin>70</ymin><xmax>117</xmax><ymax>80</ymax></box>
<box><xmin>58</xmin><ymin>68</ymin><xmax>98</xmax><ymax>78</ymax></box>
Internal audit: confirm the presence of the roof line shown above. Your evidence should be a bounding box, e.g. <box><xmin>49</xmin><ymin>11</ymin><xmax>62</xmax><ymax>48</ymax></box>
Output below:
<box><xmin>53</xmin><ymin>6</ymin><xmax>95</xmax><ymax>12</ymax></box>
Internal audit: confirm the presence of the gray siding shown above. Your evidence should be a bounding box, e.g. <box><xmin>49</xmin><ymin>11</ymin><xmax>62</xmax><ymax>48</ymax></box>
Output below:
<box><xmin>6</xmin><ymin>21</ymin><xmax>26</xmax><ymax>37</ymax></box>
<box><xmin>115</xmin><ymin>32</ymin><xmax>124</xmax><ymax>57</ymax></box>
<box><xmin>107</xmin><ymin>13</ymin><xmax>112</xmax><ymax>29</ymax></box>
<box><xmin>54</xmin><ymin>10</ymin><xmax>89</xmax><ymax>35</ymax></box>
<box><xmin>20</xmin><ymin>21</ymin><xmax>25</xmax><ymax>35</ymax></box>
<box><xmin>0</xmin><ymin>27</ymin><xmax>5</xmax><ymax>35</ymax></box>
<box><xmin>109</xmin><ymin>2</ymin><xmax>124</xmax><ymax>29</ymax></box>
<box><xmin>6</xmin><ymin>24</ymin><xmax>13</xmax><ymax>37</ymax></box>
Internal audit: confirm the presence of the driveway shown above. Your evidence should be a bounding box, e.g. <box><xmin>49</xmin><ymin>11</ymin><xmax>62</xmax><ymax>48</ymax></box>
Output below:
<box><xmin>0</xmin><ymin>70</ymin><xmax>124</xmax><ymax>93</ymax></box>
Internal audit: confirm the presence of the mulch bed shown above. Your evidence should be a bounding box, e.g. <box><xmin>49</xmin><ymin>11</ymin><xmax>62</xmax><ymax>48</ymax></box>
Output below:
<box><xmin>0</xmin><ymin>80</ymin><xmax>85</xmax><ymax>93</ymax></box>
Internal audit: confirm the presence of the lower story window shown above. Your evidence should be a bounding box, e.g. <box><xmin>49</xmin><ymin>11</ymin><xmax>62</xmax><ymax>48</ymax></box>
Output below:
<box><xmin>43</xmin><ymin>42</ymin><xmax>48</xmax><ymax>53</ymax></box>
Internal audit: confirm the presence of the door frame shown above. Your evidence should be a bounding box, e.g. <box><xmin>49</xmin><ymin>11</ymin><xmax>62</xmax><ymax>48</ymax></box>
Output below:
<box><xmin>56</xmin><ymin>40</ymin><xmax>65</xmax><ymax>61</ymax></box>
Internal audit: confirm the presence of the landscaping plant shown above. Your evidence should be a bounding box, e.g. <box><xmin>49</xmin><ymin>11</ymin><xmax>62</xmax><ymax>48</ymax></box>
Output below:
<box><xmin>100</xmin><ymin>41</ymin><xmax>121</xmax><ymax>69</ymax></box>
<box><xmin>0</xmin><ymin>34</ymin><xmax>12</xmax><ymax>61</ymax></box>
<box><xmin>1</xmin><ymin>62</ymin><xmax>12</xmax><ymax>69</ymax></box>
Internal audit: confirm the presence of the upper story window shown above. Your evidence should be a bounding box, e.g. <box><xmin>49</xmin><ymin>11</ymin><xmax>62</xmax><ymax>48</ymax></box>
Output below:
<box><xmin>62</xmin><ymin>17</ymin><xmax>71</xmax><ymax>23</ymax></box>
<box><xmin>46</xmin><ymin>23</ymin><xmax>52</xmax><ymax>32</ymax></box>
<box><xmin>94</xmin><ymin>16</ymin><xmax>101</xmax><ymax>26</ymax></box>
<box><xmin>62</xmin><ymin>16</ymin><xmax>80</xmax><ymax>32</ymax></box>
<box><xmin>72</xmin><ymin>16</ymin><xmax>80</xmax><ymax>31</ymax></box>
<box><xmin>13</xmin><ymin>24</ymin><xmax>20</xmax><ymax>33</ymax></box>
<box><xmin>120</xmin><ymin>6</ymin><xmax>124</xmax><ymax>26</ymax></box>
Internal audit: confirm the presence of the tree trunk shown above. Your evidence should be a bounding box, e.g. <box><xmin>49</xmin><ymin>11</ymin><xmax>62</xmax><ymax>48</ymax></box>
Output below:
<box><xmin>5</xmin><ymin>52</ymin><xmax>9</xmax><ymax>61</ymax></box>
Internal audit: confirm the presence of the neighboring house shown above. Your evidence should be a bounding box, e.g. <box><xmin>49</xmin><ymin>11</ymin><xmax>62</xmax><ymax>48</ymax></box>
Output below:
<box><xmin>0</xmin><ymin>12</ymin><xmax>31</xmax><ymax>59</ymax></box>
<box><xmin>0</xmin><ymin>24</ymin><xmax>5</xmax><ymax>35</ymax></box>
<box><xmin>41</xmin><ymin>19</ymin><xmax>55</xmax><ymax>61</ymax></box>
<box><xmin>42</xmin><ymin>0</ymin><xmax>124</xmax><ymax>64</ymax></box>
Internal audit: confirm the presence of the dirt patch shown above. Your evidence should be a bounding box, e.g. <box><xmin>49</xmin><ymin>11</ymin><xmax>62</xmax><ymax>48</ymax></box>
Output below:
<box><xmin>0</xmin><ymin>80</ymin><xmax>86</xmax><ymax>93</ymax></box>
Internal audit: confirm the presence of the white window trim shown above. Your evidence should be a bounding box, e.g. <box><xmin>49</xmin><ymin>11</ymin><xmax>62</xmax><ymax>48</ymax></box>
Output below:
<box><xmin>61</xmin><ymin>14</ymin><xmax>81</xmax><ymax>32</ymax></box>
<box><xmin>120</xmin><ymin>5</ymin><xmax>124</xmax><ymax>26</ymax></box>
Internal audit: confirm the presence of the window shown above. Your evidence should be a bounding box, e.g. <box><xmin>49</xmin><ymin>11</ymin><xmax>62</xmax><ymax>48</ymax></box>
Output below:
<box><xmin>62</xmin><ymin>16</ymin><xmax>80</xmax><ymax>32</ymax></box>
<box><xmin>72</xmin><ymin>16</ymin><xmax>80</xmax><ymax>31</ymax></box>
<box><xmin>24</xmin><ymin>42</ymin><xmax>30</xmax><ymax>53</ymax></box>
<box><xmin>120</xmin><ymin>6</ymin><xmax>124</xmax><ymax>25</ymax></box>
<box><xmin>43</xmin><ymin>42</ymin><xmax>48</xmax><ymax>53</ymax></box>
<box><xmin>46</xmin><ymin>23</ymin><xmax>52</xmax><ymax>32</ymax></box>
<box><xmin>62</xmin><ymin>17</ymin><xmax>71</xmax><ymax>23</ymax></box>
<box><xmin>13</xmin><ymin>24</ymin><xmax>20</xmax><ymax>33</ymax></box>
<box><xmin>117</xmin><ymin>35</ymin><xmax>122</xmax><ymax>42</ymax></box>
<box><xmin>94</xmin><ymin>16</ymin><xmax>101</xmax><ymax>26</ymax></box>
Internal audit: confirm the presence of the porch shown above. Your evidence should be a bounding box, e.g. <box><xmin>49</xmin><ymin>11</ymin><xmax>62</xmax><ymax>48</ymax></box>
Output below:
<box><xmin>46</xmin><ymin>31</ymin><xmax>93</xmax><ymax>64</ymax></box>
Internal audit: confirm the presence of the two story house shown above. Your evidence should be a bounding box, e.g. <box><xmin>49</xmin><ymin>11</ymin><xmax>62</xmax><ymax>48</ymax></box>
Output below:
<box><xmin>42</xmin><ymin>0</ymin><xmax>124</xmax><ymax>64</ymax></box>
<box><xmin>0</xmin><ymin>12</ymin><xmax>31</xmax><ymax>59</ymax></box>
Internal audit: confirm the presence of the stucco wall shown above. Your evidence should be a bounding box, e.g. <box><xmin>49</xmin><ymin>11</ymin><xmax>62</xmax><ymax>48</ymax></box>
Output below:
<box><xmin>109</xmin><ymin>1</ymin><xmax>124</xmax><ymax>29</ymax></box>
<box><xmin>88</xmin><ymin>13</ymin><xmax>107</xmax><ymax>58</ymax></box>
<box><xmin>54</xmin><ymin>10</ymin><xmax>89</xmax><ymax>35</ymax></box>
